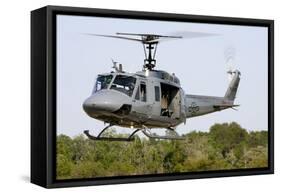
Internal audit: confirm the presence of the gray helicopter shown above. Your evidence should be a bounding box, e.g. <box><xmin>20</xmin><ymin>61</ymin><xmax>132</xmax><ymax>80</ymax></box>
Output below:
<box><xmin>83</xmin><ymin>32</ymin><xmax>241</xmax><ymax>141</ymax></box>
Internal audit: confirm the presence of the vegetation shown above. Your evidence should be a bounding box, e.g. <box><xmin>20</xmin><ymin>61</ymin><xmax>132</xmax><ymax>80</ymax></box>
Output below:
<box><xmin>56</xmin><ymin>122</ymin><xmax>268</xmax><ymax>179</ymax></box>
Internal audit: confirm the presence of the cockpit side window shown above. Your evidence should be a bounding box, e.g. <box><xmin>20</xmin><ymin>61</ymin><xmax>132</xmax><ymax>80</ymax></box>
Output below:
<box><xmin>110</xmin><ymin>75</ymin><xmax>136</xmax><ymax>97</ymax></box>
<box><xmin>93</xmin><ymin>75</ymin><xmax>113</xmax><ymax>93</ymax></box>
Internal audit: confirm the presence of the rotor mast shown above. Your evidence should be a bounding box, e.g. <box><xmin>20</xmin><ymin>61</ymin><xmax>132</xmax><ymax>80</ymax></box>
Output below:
<box><xmin>142</xmin><ymin>37</ymin><xmax>158</xmax><ymax>70</ymax></box>
<box><xmin>119</xmin><ymin>33</ymin><xmax>182</xmax><ymax>71</ymax></box>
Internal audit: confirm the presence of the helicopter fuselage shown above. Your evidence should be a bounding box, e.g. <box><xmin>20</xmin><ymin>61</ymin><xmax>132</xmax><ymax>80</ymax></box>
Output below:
<box><xmin>83</xmin><ymin>69</ymin><xmax>240</xmax><ymax>129</ymax></box>
<box><xmin>82</xmin><ymin>32</ymin><xmax>240</xmax><ymax>140</ymax></box>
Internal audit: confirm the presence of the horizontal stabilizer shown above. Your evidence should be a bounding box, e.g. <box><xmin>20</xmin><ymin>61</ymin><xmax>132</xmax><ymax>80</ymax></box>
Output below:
<box><xmin>213</xmin><ymin>104</ymin><xmax>240</xmax><ymax>110</ymax></box>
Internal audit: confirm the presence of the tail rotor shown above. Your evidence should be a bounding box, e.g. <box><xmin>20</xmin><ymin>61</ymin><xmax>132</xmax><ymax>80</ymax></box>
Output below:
<box><xmin>224</xmin><ymin>46</ymin><xmax>236</xmax><ymax>82</ymax></box>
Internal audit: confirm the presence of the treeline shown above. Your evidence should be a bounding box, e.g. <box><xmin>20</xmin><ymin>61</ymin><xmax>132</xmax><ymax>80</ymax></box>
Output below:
<box><xmin>56</xmin><ymin>122</ymin><xmax>268</xmax><ymax>179</ymax></box>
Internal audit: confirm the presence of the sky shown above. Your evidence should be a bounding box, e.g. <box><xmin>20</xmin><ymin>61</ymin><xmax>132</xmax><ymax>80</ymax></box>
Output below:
<box><xmin>57</xmin><ymin>15</ymin><xmax>268</xmax><ymax>137</ymax></box>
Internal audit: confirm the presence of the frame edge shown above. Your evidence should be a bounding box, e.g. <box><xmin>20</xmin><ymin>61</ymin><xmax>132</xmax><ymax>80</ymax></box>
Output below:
<box><xmin>31</xmin><ymin>6</ymin><xmax>48</xmax><ymax>188</ymax></box>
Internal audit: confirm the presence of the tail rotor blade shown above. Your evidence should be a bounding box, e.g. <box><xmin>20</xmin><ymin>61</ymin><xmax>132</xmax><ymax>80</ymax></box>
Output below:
<box><xmin>224</xmin><ymin>46</ymin><xmax>236</xmax><ymax>81</ymax></box>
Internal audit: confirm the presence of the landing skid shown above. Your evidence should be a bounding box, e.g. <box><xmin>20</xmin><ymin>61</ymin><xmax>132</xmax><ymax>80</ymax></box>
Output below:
<box><xmin>84</xmin><ymin>124</ymin><xmax>185</xmax><ymax>141</ymax></box>
<box><xmin>84</xmin><ymin>124</ymin><xmax>141</xmax><ymax>141</ymax></box>
<box><xmin>141</xmin><ymin>125</ymin><xmax>185</xmax><ymax>140</ymax></box>
<box><xmin>84</xmin><ymin>130</ymin><xmax>140</xmax><ymax>141</ymax></box>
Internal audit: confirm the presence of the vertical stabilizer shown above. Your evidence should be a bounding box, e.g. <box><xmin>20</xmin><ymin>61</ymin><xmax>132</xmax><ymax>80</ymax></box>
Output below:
<box><xmin>224</xmin><ymin>70</ymin><xmax>241</xmax><ymax>102</ymax></box>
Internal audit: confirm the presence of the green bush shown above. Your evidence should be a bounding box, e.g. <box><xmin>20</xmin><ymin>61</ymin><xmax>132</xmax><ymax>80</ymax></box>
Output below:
<box><xmin>56</xmin><ymin>123</ymin><xmax>268</xmax><ymax>179</ymax></box>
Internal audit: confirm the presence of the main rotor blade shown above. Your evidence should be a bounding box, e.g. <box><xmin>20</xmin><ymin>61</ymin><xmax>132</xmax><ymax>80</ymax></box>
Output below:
<box><xmin>86</xmin><ymin>33</ymin><xmax>180</xmax><ymax>44</ymax></box>
<box><xmin>85</xmin><ymin>33</ymin><xmax>142</xmax><ymax>42</ymax></box>
<box><xmin>145</xmin><ymin>38</ymin><xmax>179</xmax><ymax>43</ymax></box>
<box><xmin>145</xmin><ymin>36</ymin><xmax>183</xmax><ymax>43</ymax></box>
<box><xmin>116</xmin><ymin>32</ymin><xmax>182</xmax><ymax>39</ymax></box>
<box><xmin>85</xmin><ymin>31</ymin><xmax>217</xmax><ymax>44</ymax></box>
<box><xmin>170</xmin><ymin>31</ymin><xmax>219</xmax><ymax>39</ymax></box>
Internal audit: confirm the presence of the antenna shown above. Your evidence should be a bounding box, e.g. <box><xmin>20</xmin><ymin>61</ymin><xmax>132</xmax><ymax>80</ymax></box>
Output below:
<box><xmin>111</xmin><ymin>58</ymin><xmax>124</xmax><ymax>72</ymax></box>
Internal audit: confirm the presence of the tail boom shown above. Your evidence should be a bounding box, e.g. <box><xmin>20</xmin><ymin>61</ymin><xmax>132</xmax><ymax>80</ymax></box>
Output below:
<box><xmin>184</xmin><ymin>69</ymin><xmax>241</xmax><ymax>118</ymax></box>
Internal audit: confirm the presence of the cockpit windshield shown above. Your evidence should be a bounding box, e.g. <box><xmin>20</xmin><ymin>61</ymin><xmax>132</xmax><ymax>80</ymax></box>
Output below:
<box><xmin>110</xmin><ymin>75</ymin><xmax>136</xmax><ymax>97</ymax></box>
<box><xmin>93</xmin><ymin>75</ymin><xmax>113</xmax><ymax>93</ymax></box>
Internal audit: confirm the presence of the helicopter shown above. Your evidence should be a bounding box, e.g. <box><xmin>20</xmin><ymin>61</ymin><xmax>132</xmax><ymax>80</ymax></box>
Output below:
<box><xmin>83</xmin><ymin>32</ymin><xmax>241</xmax><ymax>141</ymax></box>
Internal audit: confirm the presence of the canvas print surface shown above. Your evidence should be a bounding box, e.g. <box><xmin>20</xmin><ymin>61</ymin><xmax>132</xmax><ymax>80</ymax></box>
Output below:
<box><xmin>56</xmin><ymin>15</ymin><xmax>268</xmax><ymax>180</ymax></box>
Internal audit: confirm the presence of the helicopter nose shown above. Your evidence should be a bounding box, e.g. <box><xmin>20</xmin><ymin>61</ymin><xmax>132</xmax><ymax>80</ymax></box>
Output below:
<box><xmin>83</xmin><ymin>90</ymin><xmax>129</xmax><ymax>114</ymax></box>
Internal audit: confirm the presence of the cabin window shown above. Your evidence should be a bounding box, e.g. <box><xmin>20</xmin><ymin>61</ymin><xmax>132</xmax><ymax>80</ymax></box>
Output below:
<box><xmin>154</xmin><ymin>86</ymin><xmax>160</xmax><ymax>101</ymax></box>
<box><xmin>140</xmin><ymin>82</ymin><xmax>146</xmax><ymax>102</ymax></box>
<box><xmin>110</xmin><ymin>75</ymin><xmax>136</xmax><ymax>97</ymax></box>
<box><xmin>93</xmin><ymin>75</ymin><xmax>113</xmax><ymax>93</ymax></box>
<box><xmin>135</xmin><ymin>86</ymin><xmax>140</xmax><ymax>100</ymax></box>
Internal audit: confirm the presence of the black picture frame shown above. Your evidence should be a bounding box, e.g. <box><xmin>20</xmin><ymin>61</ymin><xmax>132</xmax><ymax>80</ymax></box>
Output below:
<box><xmin>31</xmin><ymin>5</ymin><xmax>274</xmax><ymax>188</ymax></box>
